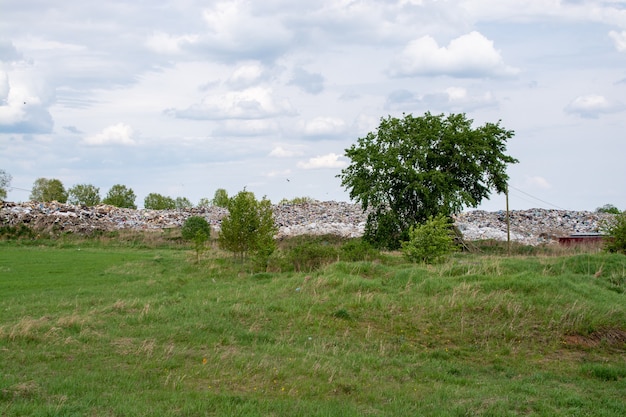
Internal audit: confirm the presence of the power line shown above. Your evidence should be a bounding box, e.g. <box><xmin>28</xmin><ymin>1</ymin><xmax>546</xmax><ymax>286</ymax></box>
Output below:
<box><xmin>508</xmin><ymin>185</ymin><xmax>566</xmax><ymax>210</ymax></box>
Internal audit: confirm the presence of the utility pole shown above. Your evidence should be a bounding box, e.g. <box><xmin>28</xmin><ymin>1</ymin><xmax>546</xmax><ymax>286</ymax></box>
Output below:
<box><xmin>506</xmin><ymin>186</ymin><xmax>511</xmax><ymax>256</ymax></box>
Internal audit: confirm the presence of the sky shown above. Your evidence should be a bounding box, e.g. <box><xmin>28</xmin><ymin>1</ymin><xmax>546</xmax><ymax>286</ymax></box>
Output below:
<box><xmin>1</xmin><ymin>0</ymin><xmax>625</xmax><ymax>211</ymax></box>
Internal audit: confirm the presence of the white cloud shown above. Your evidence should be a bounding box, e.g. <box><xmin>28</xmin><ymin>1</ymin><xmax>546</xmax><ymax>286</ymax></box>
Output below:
<box><xmin>564</xmin><ymin>94</ymin><xmax>624</xmax><ymax>118</ymax></box>
<box><xmin>301</xmin><ymin>117</ymin><xmax>347</xmax><ymax>138</ymax></box>
<box><xmin>145</xmin><ymin>31</ymin><xmax>198</xmax><ymax>55</ymax></box>
<box><xmin>297</xmin><ymin>153</ymin><xmax>347</xmax><ymax>170</ymax></box>
<box><xmin>83</xmin><ymin>123</ymin><xmax>136</xmax><ymax>146</ymax></box>
<box><xmin>213</xmin><ymin>119</ymin><xmax>279</xmax><ymax>136</ymax></box>
<box><xmin>166</xmin><ymin>87</ymin><xmax>296</xmax><ymax>120</ymax></box>
<box><xmin>0</xmin><ymin>69</ymin><xmax>54</xmax><ymax>133</ymax></box>
<box><xmin>227</xmin><ymin>62</ymin><xmax>266</xmax><ymax>88</ymax></box>
<box><xmin>609</xmin><ymin>30</ymin><xmax>626</xmax><ymax>52</ymax></box>
<box><xmin>390</xmin><ymin>31</ymin><xmax>520</xmax><ymax>78</ymax></box>
<box><xmin>269</xmin><ymin>146</ymin><xmax>303</xmax><ymax>158</ymax></box>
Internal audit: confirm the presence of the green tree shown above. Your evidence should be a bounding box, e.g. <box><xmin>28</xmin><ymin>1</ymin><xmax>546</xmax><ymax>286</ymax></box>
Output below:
<box><xmin>597</xmin><ymin>204</ymin><xmax>621</xmax><ymax>215</ymax></box>
<box><xmin>339</xmin><ymin>112</ymin><xmax>518</xmax><ymax>249</ymax></box>
<box><xmin>175</xmin><ymin>197</ymin><xmax>193</xmax><ymax>209</ymax></box>
<box><xmin>0</xmin><ymin>169</ymin><xmax>11</xmax><ymax>200</ymax></box>
<box><xmin>144</xmin><ymin>193</ymin><xmax>176</xmax><ymax>210</ymax></box>
<box><xmin>197</xmin><ymin>198</ymin><xmax>212</xmax><ymax>208</ymax></box>
<box><xmin>182</xmin><ymin>216</ymin><xmax>212</xmax><ymax>263</ymax></box>
<box><xmin>67</xmin><ymin>184</ymin><xmax>101</xmax><ymax>206</ymax></box>
<box><xmin>401</xmin><ymin>214</ymin><xmax>457</xmax><ymax>264</ymax></box>
<box><xmin>30</xmin><ymin>178</ymin><xmax>68</xmax><ymax>203</ymax></box>
<box><xmin>602</xmin><ymin>210</ymin><xmax>626</xmax><ymax>255</ymax></box>
<box><xmin>218</xmin><ymin>190</ymin><xmax>277</xmax><ymax>264</ymax></box>
<box><xmin>212</xmin><ymin>188</ymin><xmax>229</xmax><ymax>208</ymax></box>
<box><xmin>102</xmin><ymin>184</ymin><xmax>137</xmax><ymax>209</ymax></box>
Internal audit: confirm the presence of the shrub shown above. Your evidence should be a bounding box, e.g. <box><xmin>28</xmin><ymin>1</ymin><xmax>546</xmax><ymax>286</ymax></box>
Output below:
<box><xmin>401</xmin><ymin>214</ymin><xmax>457</xmax><ymax>264</ymax></box>
<box><xmin>286</xmin><ymin>241</ymin><xmax>339</xmax><ymax>272</ymax></box>
<box><xmin>340</xmin><ymin>238</ymin><xmax>379</xmax><ymax>262</ymax></box>
<box><xmin>182</xmin><ymin>216</ymin><xmax>211</xmax><ymax>241</ymax></box>
<box><xmin>602</xmin><ymin>211</ymin><xmax>626</xmax><ymax>254</ymax></box>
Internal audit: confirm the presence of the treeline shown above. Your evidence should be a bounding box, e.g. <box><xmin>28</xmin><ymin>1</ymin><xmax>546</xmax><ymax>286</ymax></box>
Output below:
<box><xmin>20</xmin><ymin>177</ymin><xmax>231</xmax><ymax>209</ymax></box>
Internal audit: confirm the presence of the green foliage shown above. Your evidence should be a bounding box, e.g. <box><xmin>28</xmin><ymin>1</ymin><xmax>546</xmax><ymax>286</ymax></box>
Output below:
<box><xmin>278</xmin><ymin>196</ymin><xmax>315</xmax><ymax>205</ymax></box>
<box><xmin>218</xmin><ymin>190</ymin><xmax>277</xmax><ymax>263</ymax></box>
<box><xmin>401</xmin><ymin>214</ymin><xmax>457</xmax><ymax>264</ymax></box>
<box><xmin>602</xmin><ymin>210</ymin><xmax>626</xmax><ymax>254</ymax></box>
<box><xmin>102</xmin><ymin>184</ymin><xmax>137</xmax><ymax>208</ymax></box>
<box><xmin>181</xmin><ymin>216</ymin><xmax>211</xmax><ymax>241</ymax></box>
<box><xmin>29</xmin><ymin>178</ymin><xmax>68</xmax><ymax>203</ymax></box>
<box><xmin>339</xmin><ymin>112</ymin><xmax>518</xmax><ymax>249</ymax></box>
<box><xmin>212</xmin><ymin>188</ymin><xmax>230</xmax><ymax>208</ymax></box>
<box><xmin>67</xmin><ymin>183</ymin><xmax>101</xmax><ymax>206</ymax></box>
<box><xmin>196</xmin><ymin>197</ymin><xmax>212</xmax><ymax>208</ymax></box>
<box><xmin>175</xmin><ymin>196</ymin><xmax>193</xmax><ymax>209</ymax></box>
<box><xmin>597</xmin><ymin>204</ymin><xmax>621</xmax><ymax>214</ymax></box>
<box><xmin>0</xmin><ymin>169</ymin><xmax>11</xmax><ymax>200</ymax></box>
<box><xmin>339</xmin><ymin>238</ymin><xmax>379</xmax><ymax>262</ymax></box>
<box><xmin>144</xmin><ymin>193</ymin><xmax>176</xmax><ymax>210</ymax></box>
<box><xmin>0</xmin><ymin>224</ymin><xmax>36</xmax><ymax>240</ymax></box>
<box><xmin>286</xmin><ymin>240</ymin><xmax>339</xmax><ymax>272</ymax></box>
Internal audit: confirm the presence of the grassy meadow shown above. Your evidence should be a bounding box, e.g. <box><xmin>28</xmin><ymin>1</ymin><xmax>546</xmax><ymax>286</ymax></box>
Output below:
<box><xmin>1</xmin><ymin>233</ymin><xmax>625</xmax><ymax>416</ymax></box>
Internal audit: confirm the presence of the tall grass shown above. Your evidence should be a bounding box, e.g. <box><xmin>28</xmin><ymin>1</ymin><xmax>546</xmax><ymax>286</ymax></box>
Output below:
<box><xmin>1</xmin><ymin>236</ymin><xmax>625</xmax><ymax>416</ymax></box>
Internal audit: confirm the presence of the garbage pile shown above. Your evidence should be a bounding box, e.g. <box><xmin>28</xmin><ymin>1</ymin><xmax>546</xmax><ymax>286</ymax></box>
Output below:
<box><xmin>0</xmin><ymin>201</ymin><xmax>614</xmax><ymax>244</ymax></box>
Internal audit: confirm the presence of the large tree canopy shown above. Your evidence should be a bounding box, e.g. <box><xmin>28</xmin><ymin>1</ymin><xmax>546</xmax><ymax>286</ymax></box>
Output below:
<box><xmin>30</xmin><ymin>178</ymin><xmax>68</xmax><ymax>203</ymax></box>
<box><xmin>338</xmin><ymin>112</ymin><xmax>518</xmax><ymax>249</ymax></box>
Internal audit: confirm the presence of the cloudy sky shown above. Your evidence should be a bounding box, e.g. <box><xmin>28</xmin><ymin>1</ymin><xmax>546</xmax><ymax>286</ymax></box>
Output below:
<box><xmin>1</xmin><ymin>0</ymin><xmax>625</xmax><ymax>211</ymax></box>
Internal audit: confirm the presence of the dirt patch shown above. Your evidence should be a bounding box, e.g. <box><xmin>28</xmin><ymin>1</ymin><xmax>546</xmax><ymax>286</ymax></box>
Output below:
<box><xmin>563</xmin><ymin>328</ymin><xmax>626</xmax><ymax>349</ymax></box>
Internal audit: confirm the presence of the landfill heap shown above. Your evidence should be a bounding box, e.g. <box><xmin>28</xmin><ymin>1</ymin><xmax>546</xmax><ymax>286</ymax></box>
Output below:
<box><xmin>0</xmin><ymin>201</ymin><xmax>614</xmax><ymax>245</ymax></box>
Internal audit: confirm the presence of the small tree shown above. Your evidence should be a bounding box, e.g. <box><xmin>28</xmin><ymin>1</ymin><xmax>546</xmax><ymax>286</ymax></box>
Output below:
<box><xmin>68</xmin><ymin>184</ymin><xmax>101</xmax><ymax>206</ymax></box>
<box><xmin>144</xmin><ymin>193</ymin><xmax>176</xmax><ymax>210</ymax></box>
<box><xmin>218</xmin><ymin>190</ymin><xmax>277</xmax><ymax>265</ymax></box>
<box><xmin>602</xmin><ymin>211</ymin><xmax>626</xmax><ymax>255</ymax></box>
<box><xmin>175</xmin><ymin>197</ymin><xmax>193</xmax><ymax>209</ymax></box>
<box><xmin>197</xmin><ymin>198</ymin><xmax>212</xmax><ymax>208</ymax></box>
<box><xmin>102</xmin><ymin>184</ymin><xmax>137</xmax><ymax>209</ymax></box>
<box><xmin>401</xmin><ymin>214</ymin><xmax>457</xmax><ymax>264</ymax></box>
<box><xmin>0</xmin><ymin>169</ymin><xmax>12</xmax><ymax>200</ymax></box>
<box><xmin>30</xmin><ymin>178</ymin><xmax>68</xmax><ymax>203</ymax></box>
<box><xmin>597</xmin><ymin>204</ymin><xmax>621</xmax><ymax>215</ymax></box>
<box><xmin>182</xmin><ymin>216</ymin><xmax>212</xmax><ymax>262</ymax></box>
<box><xmin>212</xmin><ymin>188</ymin><xmax>229</xmax><ymax>208</ymax></box>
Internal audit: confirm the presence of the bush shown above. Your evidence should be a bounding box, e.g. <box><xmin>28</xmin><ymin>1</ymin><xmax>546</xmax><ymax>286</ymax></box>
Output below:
<box><xmin>0</xmin><ymin>224</ymin><xmax>37</xmax><ymax>240</ymax></box>
<box><xmin>602</xmin><ymin>211</ymin><xmax>626</xmax><ymax>254</ymax></box>
<box><xmin>401</xmin><ymin>214</ymin><xmax>457</xmax><ymax>264</ymax></box>
<box><xmin>182</xmin><ymin>216</ymin><xmax>211</xmax><ymax>241</ymax></box>
<box><xmin>340</xmin><ymin>238</ymin><xmax>379</xmax><ymax>262</ymax></box>
<box><xmin>597</xmin><ymin>204</ymin><xmax>621</xmax><ymax>214</ymax></box>
<box><xmin>286</xmin><ymin>241</ymin><xmax>339</xmax><ymax>272</ymax></box>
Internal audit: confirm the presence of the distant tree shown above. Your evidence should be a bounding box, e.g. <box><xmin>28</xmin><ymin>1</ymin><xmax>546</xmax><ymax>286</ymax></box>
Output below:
<box><xmin>597</xmin><ymin>204</ymin><xmax>621</xmax><ymax>215</ymax></box>
<box><xmin>102</xmin><ymin>184</ymin><xmax>137</xmax><ymax>209</ymax></box>
<box><xmin>30</xmin><ymin>178</ymin><xmax>68</xmax><ymax>203</ymax></box>
<box><xmin>67</xmin><ymin>184</ymin><xmax>101</xmax><ymax>206</ymax></box>
<box><xmin>0</xmin><ymin>169</ymin><xmax>11</xmax><ymax>200</ymax></box>
<box><xmin>144</xmin><ymin>193</ymin><xmax>176</xmax><ymax>210</ymax></box>
<box><xmin>339</xmin><ymin>112</ymin><xmax>518</xmax><ymax>249</ymax></box>
<box><xmin>175</xmin><ymin>197</ymin><xmax>193</xmax><ymax>209</ymax></box>
<box><xmin>218</xmin><ymin>190</ymin><xmax>277</xmax><ymax>264</ymax></box>
<box><xmin>197</xmin><ymin>198</ymin><xmax>212</xmax><ymax>208</ymax></box>
<box><xmin>212</xmin><ymin>188</ymin><xmax>229</xmax><ymax>208</ymax></box>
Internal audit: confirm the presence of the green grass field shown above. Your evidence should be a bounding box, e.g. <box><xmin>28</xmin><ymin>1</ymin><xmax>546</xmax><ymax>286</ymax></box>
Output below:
<box><xmin>1</xmin><ymin>236</ymin><xmax>625</xmax><ymax>416</ymax></box>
